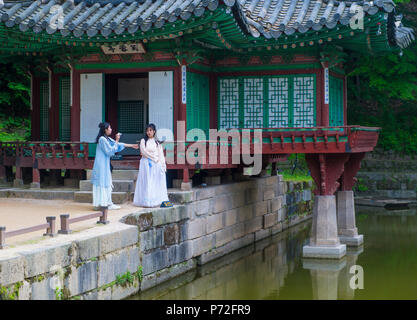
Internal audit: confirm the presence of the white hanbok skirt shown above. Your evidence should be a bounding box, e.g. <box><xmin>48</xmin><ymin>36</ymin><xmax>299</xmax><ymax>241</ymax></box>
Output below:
<box><xmin>133</xmin><ymin>157</ymin><xmax>169</xmax><ymax>207</ymax></box>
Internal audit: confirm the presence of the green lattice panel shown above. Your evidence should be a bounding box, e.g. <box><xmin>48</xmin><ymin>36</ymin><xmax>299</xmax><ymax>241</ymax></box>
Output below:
<box><xmin>40</xmin><ymin>80</ymin><xmax>49</xmax><ymax>141</ymax></box>
<box><xmin>59</xmin><ymin>77</ymin><xmax>71</xmax><ymax>141</ymax></box>
<box><xmin>292</xmin><ymin>75</ymin><xmax>316</xmax><ymax>127</ymax></box>
<box><xmin>187</xmin><ymin>72</ymin><xmax>210</xmax><ymax>137</ymax></box>
<box><xmin>268</xmin><ymin>77</ymin><xmax>289</xmax><ymax>127</ymax></box>
<box><xmin>243</xmin><ymin>78</ymin><xmax>264</xmax><ymax>128</ymax></box>
<box><xmin>118</xmin><ymin>101</ymin><xmax>145</xmax><ymax>133</ymax></box>
<box><xmin>218</xmin><ymin>78</ymin><xmax>239</xmax><ymax>129</ymax></box>
<box><xmin>329</xmin><ymin>76</ymin><xmax>344</xmax><ymax>126</ymax></box>
<box><xmin>218</xmin><ymin>74</ymin><xmax>316</xmax><ymax>129</ymax></box>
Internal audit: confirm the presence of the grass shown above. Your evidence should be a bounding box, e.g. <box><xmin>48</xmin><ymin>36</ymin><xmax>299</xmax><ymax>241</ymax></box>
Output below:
<box><xmin>280</xmin><ymin>170</ymin><xmax>313</xmax><ymax>182</ymax></box>
<box><xmin>0</xmin><ymin>118</ymin><xmax>30</xmax><ymax>142</ymax></box>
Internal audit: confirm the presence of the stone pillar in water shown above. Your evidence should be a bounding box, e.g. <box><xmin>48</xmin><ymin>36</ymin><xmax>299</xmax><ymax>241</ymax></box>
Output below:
<box><xmin>303</xmin><ymin>195</ymin><xmax>346</xmax><ymax>259</ymax></box>
<box><xmin>336</xmin><ymin>191</ymin><xmax>363</xmax><ymax>246</ymax></box>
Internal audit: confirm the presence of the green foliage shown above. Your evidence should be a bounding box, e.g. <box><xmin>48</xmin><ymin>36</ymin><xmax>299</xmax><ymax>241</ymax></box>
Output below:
<box><xmin>55</xmin><ymin>287</ymin><xmax>64</xmax><ymax>300</ymax></box>
<box><xmin>279</xmin><ymin>154</ymin><xmax>312</xmax><ymax>182</ymax></box>
<box><xmin>353</xmin><ymin>178</ymin><xmax>369</xmax><ymax>192</ymax></box>
<box><xmin>0</xmin><ymin>116</ymin><xmax>31</xmax><ymax>142</ymax></box>
<box><xmin>0</xmin><ymin>62</ymin><xmax>31</xmax><ymax>142</ymax></box>
<box><xmin>0</xmin><ymin>282</ymin><xmax>22</xmax><ymax>300</ymax></box>
<box><xmin>0</xmin><ymin>63</ymin><xmax>30</xmax><ymax>118</ymax></box>
<box><xmin>116</xmin><ymin>271</ymin><xmax>134</xmax><ymax>286</ymax></box>
<box><xmin>137</xmin><ymin>265</ymin><xmax>143</xmax><ymax>283</ymax></box>
<box><xmin>346</xmin><ymin>1</ymin><xmax>417</xmax><ymax>155</ymax></box>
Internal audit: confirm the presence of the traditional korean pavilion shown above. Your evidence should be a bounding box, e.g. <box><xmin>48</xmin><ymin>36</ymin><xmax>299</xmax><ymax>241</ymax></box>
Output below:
<box><xmin>0</xmin><ymin>0</ymin><xmax>414</xmax><ymax>257</ymax></box>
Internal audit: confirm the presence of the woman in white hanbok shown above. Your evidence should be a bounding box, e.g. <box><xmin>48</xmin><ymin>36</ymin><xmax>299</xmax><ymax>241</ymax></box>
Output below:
<box><xmin>133</xmin><ymin>124</ymin><xmax>170</xmax><ymax>208</ymax></box>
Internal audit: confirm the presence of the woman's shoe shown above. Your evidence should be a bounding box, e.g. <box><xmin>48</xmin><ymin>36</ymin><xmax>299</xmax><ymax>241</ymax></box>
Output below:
<box><xmin>108</xmin><ymin>204</ymin><xmax>121</xmax><ymax>210</ymax></box>
<box><xmin>160</xmin><ymin>201</ymin><xmax>173</xmax><ymax>208</ymax></box>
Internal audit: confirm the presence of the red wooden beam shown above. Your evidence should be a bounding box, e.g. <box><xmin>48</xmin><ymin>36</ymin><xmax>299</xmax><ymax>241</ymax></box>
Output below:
<box><xmin>31</xmin><ymin>75</ymin><xmax>41</xmax><ymax>141</ymax></box>
<box><xmin>71</xmin><ymin>69</ymin><xmax>81</xmax><ymax>141</ymax></box>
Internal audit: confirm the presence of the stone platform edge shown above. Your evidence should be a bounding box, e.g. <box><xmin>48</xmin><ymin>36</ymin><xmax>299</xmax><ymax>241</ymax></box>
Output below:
<box><xmin>0</xmin><ymin>175</ymin><xmax>313</xmax><ymax>300</ymax></box>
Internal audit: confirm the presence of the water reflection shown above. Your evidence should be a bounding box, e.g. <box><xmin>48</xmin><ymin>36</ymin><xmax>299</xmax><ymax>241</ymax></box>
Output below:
<box><xmin>303</xmin><ymin>246</ymin><xmax>363</xmax><ymax>300</ymax></box>
<box><xmin>130</xmin><ymin>222</ymin><xmax>311</xmax><ymax>300</ymax></box>
<box><xmin>128</xmin><ymin>207</ymin><xmax>417</xmax><ymax>300</ymax></box>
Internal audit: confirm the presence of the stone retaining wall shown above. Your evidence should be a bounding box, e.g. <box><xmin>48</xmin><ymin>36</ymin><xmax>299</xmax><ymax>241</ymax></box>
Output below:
<box><xmin>0</xmin><ymin>175</ymin><xmax>313</xmax><ymax>300</ymax></box>
<box><xmin>356</xmin><ymin>151</ymin><xmax>417</xmax><ymax>199</ymax></box>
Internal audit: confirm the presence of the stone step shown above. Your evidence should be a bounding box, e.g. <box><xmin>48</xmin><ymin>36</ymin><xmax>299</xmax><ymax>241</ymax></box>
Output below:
<box><xmin>0</xmin><ymin>188</ymin><xmax>76</xmax><ymax>200</ymax></box>
<box><xmin>86</xmin><ymin>169</ymin><xmax>138</xmax><ymax>181</ymax></box>
<box><xmin>355</xmin><ymin>197</ymin><xmax>415</xmax><ymax>209</ymax></box>
<box><xmin>79</xmin><ymin>180</ymin><xmax>135</xmax><ymax>192</ymax></box>
<box><xmin>360</xmin><ymin>159</ymin><xmax>417</xmax><ymax>172</ymax></box>
<box><xmin>74</xmin><ymin>191</ymin><xmax>129</xmax><ymax>204</ymax></box>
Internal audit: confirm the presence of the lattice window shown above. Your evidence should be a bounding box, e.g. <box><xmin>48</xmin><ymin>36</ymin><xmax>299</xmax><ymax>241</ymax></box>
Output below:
<box><xmin>218</xmin><ymin>79</ymin><xmax>239</xmax><ymax>129</ymax></box>
<box><xmin>118</xmin><ymin>101</ymin><xmax>145</xmax><ymax>134</ymax></box>
<box><xmin>40</xmin><ymin>80</ymin><xmax>49</xmax><ymax>141</ymax></box>
<box><xmin>243</xmin><ymin>78</ymin><xmax>264</xmax><ymax>128</ymax></box>
<box><xmin>269</xmin><ymin>77</ymin><xmax>289</xmax><ymax>127</ymax></box>
<box><xmin>293</xmin><ymin>75</ymin><xmax>315</xmax><ymax>128</ymax></box>
<box><xmin>329</xmin><ymin>76</ymin><xmax>344</xmax><ymax>126</ymax></box>
<box><xmin>59</xmin><ymin>77</ymin><xmax>71</xmax><ymax>141</ymax></box>
<box><xmin>218</xmin><ymin>74</ymin><xmax>316</xmax><ymax>129</ymax></box>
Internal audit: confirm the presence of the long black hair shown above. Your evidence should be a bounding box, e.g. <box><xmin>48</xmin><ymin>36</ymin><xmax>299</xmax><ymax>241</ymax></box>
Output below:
<box><xmin>96</xmin><ymin>122</ymin><xmax>110</xmax><ymax>143</ymax></box>
<box><xmin>143</xmin><ymin>123</ymin><xmax>161</xmax><ymax>147</ymax></box>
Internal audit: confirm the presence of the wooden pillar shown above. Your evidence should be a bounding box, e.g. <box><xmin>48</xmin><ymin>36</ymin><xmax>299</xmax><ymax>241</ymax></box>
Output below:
<box><xmin>13</xmin><ymin>163</ymin><xmax>23</xmax><ymax>187</ymax></box>
<box><xmin>0</xmin><ymin>163</ymin><xmax>6</xmax><ymax>184</ymax></box>
<box><xmin>179</xmin><ymin>63</ymin><xmax>192</xmax><ymax>190</ymax></box>
<box><xmin>30</xmin><ymin>166</ymin><xmax>41</xmax><ymax>189</ymax></box>
<box><xmin>209</xmin><ymin>73</ymin><xmax>218</xmax><ymax>130</ymax></box>
<box><xmin>343</xmin><ymin>75</ymin><xmax>348</xmax><ymax>126</ymax></box>
<box><xmin>30</xmin><ymin>73</ymin><xmax>41</xmax><ymax>141</ymax></box>
<box><xmin>179</xmin><ymin>64</ymin><xmax>187</xmax><ymax>132</ymax></box>
<box><xmin>70</xmin><ymin>67</ymin><xmax>81</xmax><ymax>141</ymax></box>
<box><xmin>315</xmin><ymin>69</ymin><xmax>323</xmax><ymax>127</ymax></box>
<box><xmin>173</xmin><ymin>66</ymin><xmax>180</xmax><ymax>138</ymax></box>
<box><xmin>106</xmin><ymin>74</ymin><xmax>118</xmax><ymax>133</ymax></box>
<box><xmin>48</xmin><ymin>68</ymin><xmax>59</xmax><ymax>141</ymax></box>
<box><xmin>321</xmin><ymin>62</ymin><xmax>330</xmax><ymax>127</ymax></box>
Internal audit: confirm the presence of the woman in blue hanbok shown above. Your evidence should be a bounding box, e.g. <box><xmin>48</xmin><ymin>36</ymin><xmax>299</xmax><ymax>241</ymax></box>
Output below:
<box><xmin>91</xmin><ymin>122</ymin><xmax>138</xmax><ymax>209</ymax></box>
<box><xmin>133</xmin><ymin>123</ymin><xmax>172</xmax><ymax>208</ymax></box>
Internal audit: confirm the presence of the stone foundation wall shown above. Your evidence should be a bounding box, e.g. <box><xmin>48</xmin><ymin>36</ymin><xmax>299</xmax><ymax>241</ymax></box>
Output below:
<box><xmin>356</xmin><ymin>151</ymin><xmax>417</xmax><ymax>199</ymax></box>
<box><xmin>0</xmin><ymin>175</ymin><xmax>313</xmax><ymax>300</ymax></box>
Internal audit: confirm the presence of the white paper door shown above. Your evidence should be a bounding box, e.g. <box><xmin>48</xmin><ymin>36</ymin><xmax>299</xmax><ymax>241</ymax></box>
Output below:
<box><xmin>80</xmin><ymin>73</ymin><xmax>103</xmax><ymax>142</ymax></box>
<box><xmin>149</xmin><ymin>71</ymin><xmax>173</xmax><ymax>140</ymax></box>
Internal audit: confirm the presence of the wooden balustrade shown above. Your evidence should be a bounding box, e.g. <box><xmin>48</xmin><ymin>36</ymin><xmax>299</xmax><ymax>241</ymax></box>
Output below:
<box><xmin>0</xmin><ymin>126</ymin><xmax>380</xmax><ymax>185</ymax></box>
<box><xmin>0</xmin><ymin>209</ymin><xmax>109</xmax><ymax>249</ymax></box>
<box><xmin>0</xmin><ymin>216</ymin><xmax>57</xmax><ymax>249</ymax></box>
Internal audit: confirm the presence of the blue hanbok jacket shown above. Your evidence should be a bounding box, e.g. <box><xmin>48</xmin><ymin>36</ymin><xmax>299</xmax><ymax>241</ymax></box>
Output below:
<box><xmin>91</xmin><ymin>136</ymin><xmax>125</xmax><ymax>188</ymax></box>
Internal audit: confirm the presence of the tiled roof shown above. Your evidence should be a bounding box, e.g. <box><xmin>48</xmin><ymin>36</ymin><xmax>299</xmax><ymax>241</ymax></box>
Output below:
<box><xmin>0</xmin><ymin>0</ymin><xmax>414</xmax><ymax>49</ymax></box>
<box><xmin>237</xmin><ymin>0</ymin><xmax>414</xmax><ymax>49</ymax></box>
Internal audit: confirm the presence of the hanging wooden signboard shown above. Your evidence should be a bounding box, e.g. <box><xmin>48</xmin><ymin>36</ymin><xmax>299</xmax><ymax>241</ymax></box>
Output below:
<box><xmin>101</xmin><ymin>42</ymin><xmax>146</xmax><ymax>55</ymax></box>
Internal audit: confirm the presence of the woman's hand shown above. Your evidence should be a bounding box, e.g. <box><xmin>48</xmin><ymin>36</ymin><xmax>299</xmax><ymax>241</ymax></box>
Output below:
<box><xmin>115</xmin><ymin>133</ymin><xmax>121</xmax><ymax>142</ymax></box>
<box><xmin>124</xmin><ymin>143</ymin><xmax>139</xmax><ymax>149</ymax></box>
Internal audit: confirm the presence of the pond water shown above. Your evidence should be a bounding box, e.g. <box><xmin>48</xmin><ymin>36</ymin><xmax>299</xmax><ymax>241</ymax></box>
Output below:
<box><xmin>128</xmin><ymin>206</ymin><xmax>417</xmax><ymax>300</ymax></box>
